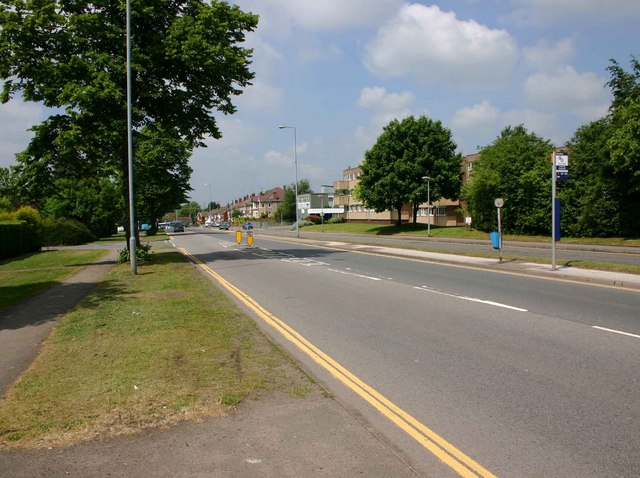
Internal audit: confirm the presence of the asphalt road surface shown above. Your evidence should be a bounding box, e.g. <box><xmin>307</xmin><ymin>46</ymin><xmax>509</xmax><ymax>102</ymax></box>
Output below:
<box><xmin>171</xmin><ymin>229</ymin><xmax>640</xmax><ymax>478</ymax></box>
<box><xmin>266</xmin><ymin>229</ymin><xmax>640</xmax><ymax>268</ymax></box>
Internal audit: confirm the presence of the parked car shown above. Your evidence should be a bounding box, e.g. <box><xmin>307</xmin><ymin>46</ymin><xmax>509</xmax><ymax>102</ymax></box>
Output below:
<box><xmin>242</xmin><ymin>221</ymin><xmax>253</xmax><ymax>230</ymax></box>
<box><xmin>218</xmin><ymin>221</ymin><xmax>229</xmax><ymax>230</ymax></box>
<box><xmin>166</xmin><ymin>221</ymin><xmax>185</xmax><ymax>233</ymax></box>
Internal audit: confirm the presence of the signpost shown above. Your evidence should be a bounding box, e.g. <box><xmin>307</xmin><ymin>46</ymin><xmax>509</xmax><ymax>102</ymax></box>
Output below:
<box><xmin>551</xmin><ymin>151</ymin><xmax>569</xmax><ymax>270</ymax></box>
<box><xmin>494</xmin><ymin>198</ymin><xmax>504</xmax><ymax>262</ymax></box>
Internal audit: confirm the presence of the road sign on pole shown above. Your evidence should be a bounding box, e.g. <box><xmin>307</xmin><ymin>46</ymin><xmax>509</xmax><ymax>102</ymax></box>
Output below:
<box><xmin>551</xmin><ymin>151</ymin><xmax>569</xmax><ymax>270</ymax></box>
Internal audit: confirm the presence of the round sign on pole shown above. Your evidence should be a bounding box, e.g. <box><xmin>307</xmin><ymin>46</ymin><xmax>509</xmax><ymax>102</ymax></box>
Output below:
<box><xmin>494</xmin><ymin>198</ymin><xmax>504</xmax><ymax>208</ymax></box>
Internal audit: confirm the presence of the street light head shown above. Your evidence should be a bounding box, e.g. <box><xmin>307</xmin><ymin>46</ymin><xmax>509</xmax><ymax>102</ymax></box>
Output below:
<box><xmin>422</xmin><ymin>176</ymin><xmax>431</xmax><ymax>180</ymax></box>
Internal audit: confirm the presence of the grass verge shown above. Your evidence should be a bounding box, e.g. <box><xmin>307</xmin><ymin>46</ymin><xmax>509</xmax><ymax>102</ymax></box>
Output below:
<box><xmin>0</xmin><ymin>249</ymin><xmax>109</xmax><ymax>313</ymax></box>
<box><xmin>301</xmin><ymin>224</ymin><xmax>640</xmax><ymax>246</ymax></box>
<box><xmin>0</xmin><ymin>248</ymin><xmax>311</xmax><ymax>449</ymax></box>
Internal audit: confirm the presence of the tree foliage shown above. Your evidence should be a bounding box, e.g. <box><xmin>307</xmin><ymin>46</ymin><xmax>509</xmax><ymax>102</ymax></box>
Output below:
<box><xmin>563</xmin><ymin>55</ymin><xmax>640</xmax><ymax>237</ymax></box>
<box><xmin>462</xmin><ymin>125</ymin><xmax>553</xmax><ymax>234</ymax></box>
<box><xmin>356</xmin><ymin>115</ymin><xmax>461</xmax><ymax>226</ymax></box>
<box><xmin>276</xmin><ymin>179</ymin><xmax>312</xmax><ymax>222</ymax></box>
<box><xmin>0</xmin><ymin>0</ymin><xmax>258</xmax><ymax>242</ymax></box>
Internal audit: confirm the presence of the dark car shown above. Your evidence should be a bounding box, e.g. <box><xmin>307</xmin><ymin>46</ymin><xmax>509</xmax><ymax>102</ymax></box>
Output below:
<box><xmin>242</xmin><ymin>221</ymin><xmax>253</xmax><ymax>230</ymax></box>
<box><xmin>218</xmin><ymin>221</ymin><xmax>229</xmax><ymax>230</ymax></box>
<box><xmin>166</xmin><ymin>221</ymin><xmax>185</xmax><ymax>233</ymax></box>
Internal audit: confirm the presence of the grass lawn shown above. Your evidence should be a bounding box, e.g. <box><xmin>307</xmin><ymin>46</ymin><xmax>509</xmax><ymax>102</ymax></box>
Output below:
<box><xmin>300</xmin><ymin>223</ymin><xmax>640</xmax><ymax>246</ymax></box>
<box><xmin>0</xmin><ymin>248</ymin><xmax>310</xmax><ymax>448</ymax></box>
<box><xmin>0</xmin><ymin>249</ymin><xmax>109</xmax><ymax>313</ymax></box>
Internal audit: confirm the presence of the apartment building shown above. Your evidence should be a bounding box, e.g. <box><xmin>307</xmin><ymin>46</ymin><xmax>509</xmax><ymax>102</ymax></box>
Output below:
<box><xmin>332</xmin><ymin>156</ymin><xmax>481</xmax><ymax>226</ymax></box>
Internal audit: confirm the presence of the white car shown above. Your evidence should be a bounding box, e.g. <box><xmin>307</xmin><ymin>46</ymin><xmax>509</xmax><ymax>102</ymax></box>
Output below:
<box><xmin>204</xmin><ymin>220</ymin><xmax>213</xmax><ymax>227</ymax></box>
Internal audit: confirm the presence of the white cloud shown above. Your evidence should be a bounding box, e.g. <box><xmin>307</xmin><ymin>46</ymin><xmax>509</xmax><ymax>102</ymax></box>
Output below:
<box><xmin>358</xmin><ymin>86</ymin><xmax>415</xmax><ymax>112</ymax></box>
<box><xmin>507</xmin><ymin>0</ymin><xmax>640</xmax><ymax>24</ymax></box>
<box><xmin>451</xmin><ymin>101</ymin><xmax>568</xmax><ymax>152</ymax></box>
<box><xmin>363</xmin><ymin>4</ymin><xmax>518</xmax><ymax>88</ymax></box>
<box><xmin>524</xmin><ymin>66</ymin><xmax>611</xmax><ymax>121</ymax></box>
<box><xmin>251</xmin><ymin>0</ymin><xmax>404</xmax><ymax>31</ymax></box>
<box><xmin>451</xmin><ymin>101</ymin><xmax>501</xmax><ymax>132</ymax></box>
<box><xmin>355</xmin><ymin>86</ymin><xmax>418</xmax><ymax>146</ymax></box>
<box><xmin>264</xmin><ymin>149</ymin><xmax>292</xmax><ymax>168</ymax></box>
<box><xmin>523</xmin><ymin>38</ymin><xmax>576</xmax><ymax>71</ymax></box>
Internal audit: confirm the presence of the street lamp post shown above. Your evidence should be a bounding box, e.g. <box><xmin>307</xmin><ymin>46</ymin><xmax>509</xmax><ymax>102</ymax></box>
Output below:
<box><xmin>126</xmin><ymin>0</ymin><xmax>136</xmax><ymax>274</ymax></box>
<box><xmin>204</xmin><ymin>183</ymin><xmax>212</xmax><ymax>221</ymax></box>
<box><xmin>422</xmin><ymin>176</ymin><xmax>432</xmax><ymax>237</ymax></box>
<box><xmin>320</xmin><ymin>195</ymin><xmax>324</xmax><ymax>232</ymax></box>
<box><xmin>278</xmin><ymin>125</ymin><xmax>299</xmax><ymax>238</ymax></box>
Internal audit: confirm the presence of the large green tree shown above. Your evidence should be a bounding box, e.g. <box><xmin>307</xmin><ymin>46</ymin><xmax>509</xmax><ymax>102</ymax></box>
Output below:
<box><xmin>462</xmin><ymin>125</ymin><xmax>554</xmax><ymax>234</ymax></box>
<box><xmin>560</xmin><ymin>56</ymin><xmax>640</xmax><ymax>237</ymax></box>
<box><xmin>0</xmin><ymin>0</ymin><xmax>258</xmax><ymax>244</ymax></box>
<box><xmin>356</xmin><ymin>115</ymin><xmax>462</xmax><ymax>226</ymax></box>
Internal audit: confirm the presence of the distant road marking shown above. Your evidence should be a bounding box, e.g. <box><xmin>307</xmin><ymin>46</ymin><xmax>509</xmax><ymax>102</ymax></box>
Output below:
<box><xmin>328</xmin><ymin>269</ymin><xmax>382</xmax><ymax>281</ymax></box>
<box><xmin>415</xmin><ymin>286</ymin><xmax>528</xmax><ymax>312</ymax></box>
<box><xmin>179</xmin><ymin>247</ymin><xmax>496</xmax><ymax>478</ymax></box>
<box><xmin>592</xmin><ymin>326</ymin><xmax>640</xmax><ymax>339</ymax></box>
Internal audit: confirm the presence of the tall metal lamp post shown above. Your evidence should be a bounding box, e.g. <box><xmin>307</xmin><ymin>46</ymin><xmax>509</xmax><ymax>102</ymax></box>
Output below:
<box><xmin>126</xmin><ymin>0</ymin><xmax>136</xmax><ymax>274</ymax></box>
<box><xmin>278</xmin><ymin>125</ymin><xmax>299</xmax><ymax>238</ymax></box>
<box><xmin>422</xmin><ymin>176</ymin><xmax>432</xmax><ymax>237</ymax></box>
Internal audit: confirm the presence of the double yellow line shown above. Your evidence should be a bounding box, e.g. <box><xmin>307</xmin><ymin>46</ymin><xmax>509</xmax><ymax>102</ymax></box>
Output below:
<box><xmin>181</xmin><ymin>248</ymin><xmax>496</xmax><ymax>478</ymax></box>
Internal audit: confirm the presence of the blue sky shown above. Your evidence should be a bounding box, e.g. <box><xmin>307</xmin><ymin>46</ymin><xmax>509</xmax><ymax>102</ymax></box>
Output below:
<box><xmin>1</xmin><ymin>0</ymin><xmax>639</xmax><ymax>208</ymax></box>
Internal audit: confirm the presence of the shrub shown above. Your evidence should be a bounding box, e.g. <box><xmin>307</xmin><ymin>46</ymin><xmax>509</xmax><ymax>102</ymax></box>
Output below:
<box><xmin>41</xmin><ymin>218</ymin><xmax>96</xmax><ymax>246</ymax></box>
<box><xmin>117</xmin><ymin>243</ymin><xmax>153</xmax><ymax>264</ymax></box>
<box><xmin>293</xmin><ymin>220</ymin><xmax>314</xmax><ymax>229</ymax></box>
<box><xmin>306</xmin><ymin>215</ymin><xmax>322</xmax><ymax>224</ymax></box>
<box><xmin>327</xmin><ymin>216</ymin><xmax>346</xmax><ymax>224</ymax></box>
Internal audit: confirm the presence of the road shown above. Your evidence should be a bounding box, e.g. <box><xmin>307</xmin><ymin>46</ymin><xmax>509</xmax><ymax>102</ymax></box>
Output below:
<box><xmin>171</xmin><ymin>229</ymin><xmax>640</xmax><ymax>477</ymax></box>
<box><xmin>261</xmin><ymin>228</ymin><xmax>640</xmax><ymax>267</ymax></box>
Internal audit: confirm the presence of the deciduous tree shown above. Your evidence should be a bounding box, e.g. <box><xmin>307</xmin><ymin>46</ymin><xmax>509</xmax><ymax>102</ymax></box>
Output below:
<box><xmin>0</xmin><ymin>0</ymin><xmax>258</xmax><ymax>244</ymax></box>
<box><xmin>462</xmin><ymin>125</ymin><xmax>553</xmax><ymax>234</ymax></box>
<box><xmin>356</xmin><ymin>115</ymin><xmax>461</xmax><ymax>226</ymax></box>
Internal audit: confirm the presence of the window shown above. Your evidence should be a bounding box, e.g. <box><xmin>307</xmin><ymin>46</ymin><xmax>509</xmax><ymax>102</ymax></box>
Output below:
<box><xmin>436</xmin><ymin>206</ymin><xmax>447</xmax><ymax>216</ymax></box>
<box><xmin>467</xmin><ymin>162</ymin><xmax>473</xmax><ymax>171</ymax></box>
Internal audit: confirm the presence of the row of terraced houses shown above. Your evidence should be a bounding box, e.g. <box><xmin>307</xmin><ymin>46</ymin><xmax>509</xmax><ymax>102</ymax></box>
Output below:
<box><xmin>206</xmin><ymin>153</ymin><xmax>480</xmax><ymax>226</ymax></box>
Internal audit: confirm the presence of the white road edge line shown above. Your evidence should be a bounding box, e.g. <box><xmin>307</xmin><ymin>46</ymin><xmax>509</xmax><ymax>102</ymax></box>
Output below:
<box><xmin>592</xmin><ymin>326</ymin><xmax>640</xmax><ymax>339</ymax></box>
<box><xmin>415</xmin><ymin>286</ymin><xmax>528</xmax><ymax>312</ymax></box>
<box><xmin>328</xmin><ymin>269</ymin><xmax>382</xmax><ymax>281</ymax></box>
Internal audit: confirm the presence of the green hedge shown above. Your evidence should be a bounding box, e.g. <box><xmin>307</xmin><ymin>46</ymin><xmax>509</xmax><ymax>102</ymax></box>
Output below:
<box><xmin>41</xmin><ymin>218</ymin><xmax>96</xmax><ymax>247</ymax></box>
<box><xmin>0</xmin><ymin>221</ymin><xmax>40</xmax><ymax>260</ymax></box>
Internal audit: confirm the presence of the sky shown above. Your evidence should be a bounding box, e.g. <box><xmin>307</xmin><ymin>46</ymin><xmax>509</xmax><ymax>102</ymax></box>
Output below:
<box><xmin>1</xmin><ymin>1</ymin><xmax>639</xmax><ymax>208</ymax></box>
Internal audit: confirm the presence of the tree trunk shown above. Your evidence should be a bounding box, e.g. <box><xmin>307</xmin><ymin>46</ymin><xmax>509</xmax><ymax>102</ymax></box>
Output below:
<box><xmin>395</xmin><ymin>202</ymin><xmax>403</xmax><ymax>226</ymax></box>
<box><xmin>412</xmin><ymin>202</ymin><xmax>418</xmax><ymax>224</ymax></box>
